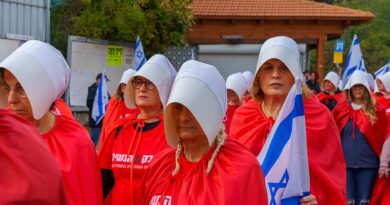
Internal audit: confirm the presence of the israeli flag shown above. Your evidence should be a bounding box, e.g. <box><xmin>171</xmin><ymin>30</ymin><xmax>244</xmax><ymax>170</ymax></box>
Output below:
<box><xmin>132</xmin><ymin>36</ymin><xmax>147</xmax><ymax>71</ymax></box>
<box><xmin>91</xmin><ymin>71</ymin><xmax>109</xmax><ymax>125</ymax></box>
<box><xmin>258</xmin><ymin>79</ymin><xmax>310</xmax><ymax>205</ymax></box>
<box><xmin>341</xmin><ymin>34</ymin><xmax>366</xmax><ymax>84</ymax></box>
<box><xmin>374</xmin><ymin>60</ymin><xmax>390</xmax><ymax>77</ymax></box>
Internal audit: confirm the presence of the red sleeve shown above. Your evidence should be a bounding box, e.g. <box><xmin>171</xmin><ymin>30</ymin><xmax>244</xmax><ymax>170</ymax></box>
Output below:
<box><xmin>0</xmin><ymin>109</ymin><xmax>67</xmax><ymax>205</ymax></box>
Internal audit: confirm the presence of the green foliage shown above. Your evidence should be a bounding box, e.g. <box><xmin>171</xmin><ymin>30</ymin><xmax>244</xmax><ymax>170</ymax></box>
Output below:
<box><xmin>310</xmin><ymin>0</ymin><xmax>390</xmax><ymax>74</ymax></box>
<box><xmin>51</xmin><ymin>0</ymin><xmax>194</xmax><ymax>57</ymax></box>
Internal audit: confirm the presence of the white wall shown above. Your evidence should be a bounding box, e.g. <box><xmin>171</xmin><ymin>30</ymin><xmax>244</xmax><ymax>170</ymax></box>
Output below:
<box><xmin>67</xmin><ymin>36</ymin><xmax>134</xmax><ymax>107</ymax></box>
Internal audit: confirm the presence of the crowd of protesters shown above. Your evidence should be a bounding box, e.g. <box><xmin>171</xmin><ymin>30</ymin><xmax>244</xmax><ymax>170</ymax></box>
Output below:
<box><xmin>0</xmin><ymin>36</ymin><xmax>388</xmax><ymax>205</ymax></box>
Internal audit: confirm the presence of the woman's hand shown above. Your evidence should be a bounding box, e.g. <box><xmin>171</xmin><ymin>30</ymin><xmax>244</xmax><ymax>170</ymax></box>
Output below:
<box><xmin>379</xmin><ymin>166</ymin><xmax>389</xmax><ymax>178</ymax></box>
<box><xmin>300</xmin><ymin>194</ymin><xmax>317</xmax><ymax>205</ymax></box>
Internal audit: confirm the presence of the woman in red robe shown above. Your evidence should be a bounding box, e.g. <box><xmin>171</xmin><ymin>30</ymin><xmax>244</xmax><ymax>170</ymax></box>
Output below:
<box><xmin>316</xmin><ymin>71</ymin><xmax>344</xmax><ymax>111</ymax></box>
<box><xmin>223</xmin><ymin>72</ymin><xmax>247</xmax><ymax>134</ymax></box>
<box><xmin>98</xmin><ymin>54</ymin><xmax>176</xmax><ymax>205</ymax></box>
<box><xmin>366</xmin><ymin>72</ymin><xmax>390</xmax><ymax>204</ymax></box>
<box><xmin>98</xmin><ymin>68</ymin><xmax>138</xmax><ymax>151</ymax></box>
<box><xmin>0</xmin><ymin>40</ymin><xmax>102</xmax><ymax>205</ymax></box>
<box><xmin>0</xmin><ymin>109</ymin><xmax>67</xmax><ymax>205</ymax></box>
<box><xmin>229</xmin><ymin>36</ymin><xmax>346</xmax><ymax>204</ymax></box>
<box><xmin>142</xmin><ymin>60</ymin><xmax>267</xmax><ymax>205</ymax></box>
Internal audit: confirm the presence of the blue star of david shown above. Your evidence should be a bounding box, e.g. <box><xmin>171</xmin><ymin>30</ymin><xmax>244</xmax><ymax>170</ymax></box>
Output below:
<box><xmin>137</xmin><ymin>50</ymin><xmax>144</xmax><ymax>58</ymax></box>
<box><xmin>268</xmin><ymin>170</ymin><xmax>289</xmax><ymax>205</ymax></box>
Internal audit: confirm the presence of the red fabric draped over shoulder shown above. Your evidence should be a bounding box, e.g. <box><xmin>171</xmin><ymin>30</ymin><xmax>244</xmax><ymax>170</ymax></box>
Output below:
<box><xmin>142</xmin><ymin>139</ymin><xmax>267</xmax><ymax>205</ymax></box>
<box><xmin>0</xmin><ymin>109</ymin><xmax>67</xmax><ymax>205</ymax></box>
<box><xmin>229</xmin><ymin>97</ymin><xmax>347</xmax><ymax>204</ymax></box>
<box><xmin>53</xmin><ymin>98</ymin><xmax>74</xmax><ymax>119</ymax></box>
<box><xmin>316</xmin><ymin>92</ymin><xmax>344</xmax><ymax>103</ymax></box>
<box><xmin>98</xmin><ymin>97</ymin><xmax>138</xmax><ymax>153</ymax></box>
<box><xmin>42</xmin><ymin>115</ymin><xmax>103</xmax><ymax>205</ymax></box>
<box><xmin>333</xmin><ymin>100</ymin><xmax>390</xmax><ymax>205</ymax></box>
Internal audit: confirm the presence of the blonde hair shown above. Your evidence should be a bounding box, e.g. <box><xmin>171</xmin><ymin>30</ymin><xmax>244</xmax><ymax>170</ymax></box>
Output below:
<box><xmin>349</xmin><ymin>87</ymin><xmax>377</xmax><ymax>124</ymax></box>
<box><xmin>251</xmin><ymin>71</ymin><xmax>312</xmax><ymax>102</ymax></box>
<box><xmin>172</xmin><ymin>127</ymin><xmax>227</xmax><ymax>176</ymax></box>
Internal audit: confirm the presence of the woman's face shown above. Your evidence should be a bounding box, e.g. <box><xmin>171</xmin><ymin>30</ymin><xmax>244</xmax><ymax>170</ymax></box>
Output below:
<box><xmin>351</xmin><ymin>84</ymin><xmax>366</xmax><ymax>100</ymax></box>
<box><xmin>227</xmin><ymin>89</ymin><xmax>240</xmax><ymax>106</ymax></box>
<box><xmin>323</xmin><ymin>80</ymin><xmax>336</xmax><ymax>92</ymax></box>
<box><xmin>258</xmin><ymin>59</ymin><xmax>295</xmax><ymax>99</ymax></box>
<box><xmin>376</xmin><ymin>79</ymin><xmax>385</xmax><ymax>93</ymax></box>
<box><xmin>132</xmin><ymin>76</ymin><xmax>162</xmax><ymax>109</ymax></box>
<box><xmin>3</xmin><ymin>70</ymin><xmax>34</xmax><ymax>121</ymax></box>
<box><xmin>171</xmin><ymin>103</ymin><xmax>207</xmax><ymax>143</ymax></box>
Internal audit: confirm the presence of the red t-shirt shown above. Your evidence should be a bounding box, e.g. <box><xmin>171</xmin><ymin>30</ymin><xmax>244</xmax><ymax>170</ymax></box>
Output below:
<box><xmin>99</xmin><ymin>115</ymin><xmax>170</xmax><ymax>205</ymax></box>
<box><xmin>229</xmin><ymin>97</ymin><xmax>347</xmax><ymax>204</ymax></box>
<box><xmin>143</xmin><ymin>140</ymin><xmax>268</xmax><ymax>205</ymax></box>
<box><xmin>42</xmin><ymin>114</ymin><xmax>103</xmax><ymax>205</ymax></box>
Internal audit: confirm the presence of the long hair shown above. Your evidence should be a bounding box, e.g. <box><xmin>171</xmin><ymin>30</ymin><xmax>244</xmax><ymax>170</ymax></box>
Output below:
<box><xmin>349</xmin><ymin>87</ymin><xmax>377</xmax><ymax>124</ymax></box>
<box><xmin>113</xmin><ymin>83</ymin><xmax>125</xmax><ymax>101</ymax></box>
<box><xmin>172</xmin><ymin>126</ymin><xmax>227</xmax><ymax>176</ymax></box>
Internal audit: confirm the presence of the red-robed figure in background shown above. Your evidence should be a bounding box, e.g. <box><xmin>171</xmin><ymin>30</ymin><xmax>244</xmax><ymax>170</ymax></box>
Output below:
<box><xmin>98</xmin><ymin>68</ymin><xmax>138</xmax><ymax>151</ymax></box>
<box><xmin>316</xmin><ymin>71</ymin><xmax>344</xmax><ymax>111</ymax></box>
<box><xmin>362</xmin><ymin>73</ymin><xmax>390</xmax><ymax>205</ymax></box>
<box><xmin>229</xmin><ymin>36</ymin><xmax>346</xmax><ymax>205</ymax></box>
<box><xmin>0</xmin><ymin>40</ymin><xmax>102</xmax><ymax>205</ymax></box>
<box><xmin>223</xmin><ymin>72</ymin><xmax>247</xmax><ymax>134</ymax></box>
<box><xmin>98</xmin><ymin>54</ymin><xmax>176</xmax><ymax>205</ymax></box>
<box><xmin>142</xmin><ymin>60</ymin><xmax>267</xmax><ymax>205</ymax></box>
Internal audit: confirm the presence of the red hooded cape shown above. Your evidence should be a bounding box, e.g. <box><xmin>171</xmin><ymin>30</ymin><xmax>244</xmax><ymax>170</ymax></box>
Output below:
<box><xmin>0</xmin><ymin>109</ymin><xmax>67</xmax><ymax>205</ymax></box>
<box><xmin>316</xmin><ymin>92</ymin><xmax>344</xmax><ymax>103</ymax></box>
<box><xmin>42</xmin><ymin>114</ymin><xmax>103</xmax><ymax>205</ymax></box>
<box><xmin>229</xmin><ymin>97</ymin><xmax>347</xmax><ymax>204</ymax></box>
<box><xmin>98</xmin><ymin>113</ymin><xmax>171</xmax><ymax>205</ymax></box>
<box><xmin>332</xmin><ymin>100</ymin><xmax>389</xmax><ymax>204</ymax></box>
<box><xmin>223</xmin><ymin>105</ymin><xmax>240</xmax><ymax>135</ymax></box>
<box><xmin>376</xmin><ymin>96</ymin><xmax>390</xmax><ymax>135</ymax></box>
<box><xmin>98</xmin><ymin>97</ymin><xmax>138</xmax><ymax>152</ymax></box>
<box><xmin>53</xmin><ymin>98</ymin><xmax>74</xmax><ymax>119</ymax></box>
<box><xmin>142</xmin><ymin>139</ymin><xmax>268</xmax><ymax>205</ymax></box>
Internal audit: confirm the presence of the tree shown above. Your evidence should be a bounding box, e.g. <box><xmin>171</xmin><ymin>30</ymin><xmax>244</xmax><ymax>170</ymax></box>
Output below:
<box><xmin>51</xmin><ymin>0</ymin><xmax>194</xmax><ymax>56</ymax></box>
<box><xmin>310</xmin><ymin>0</ymin><xmax>390</xmax><ymax>75</ymax></box>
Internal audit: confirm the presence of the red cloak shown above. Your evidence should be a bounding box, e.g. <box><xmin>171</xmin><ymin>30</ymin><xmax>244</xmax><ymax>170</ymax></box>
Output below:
<box><xmin>229</xmin><ymin>97</ymin><xmax>347</xmax><ymax>204</ymax></box>
<box><xmin>98</xmin><ymin>114</ymin><xmax>171</xmax><ymax>205</ymax></box>
<box><xmin>42</xmin><ymin>114</ymin><xmax>103</xmax><ymax>205</ymax></box>
<box><xmin>98</xmin><ymin>97</ymin><xmax>138</xmax><ymax>152</ymax></box>
<box><xmin>142</xmin><ymin>139</ymin><xmax>268</xmax><ymax>205</ymax></box>
<box><xmin>0</xmin><ymin>109</ymin><xmax>67</xmax><ymax>205</ymax></box>
<box><xmin>332</xmin><ymin>100</ymin><xmax>389</xmax><ymax>204</ymax></box>
<box><xmin>376</xmin><ymin>96</ymin><xmax>390</xmax><ymax>135</ymax></box>
<box><xmin>223</xmin><ymin>105</ymin><xmax>240</xmax><ymax>135</ymax></box>
<box><xmin>53</xmin><ymin>98</ymin><xmax>74</xmax><ymax>119</ymax></box>
<box><xmin>316</xmin><ymin>92</ymin><xmax>344</xmax><ymax>103</ymax></box>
